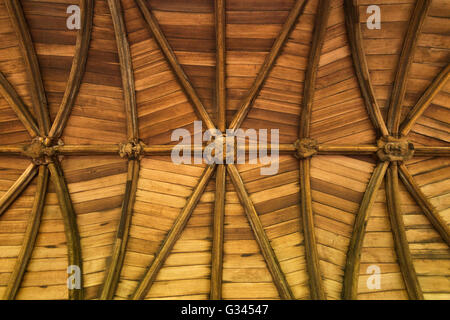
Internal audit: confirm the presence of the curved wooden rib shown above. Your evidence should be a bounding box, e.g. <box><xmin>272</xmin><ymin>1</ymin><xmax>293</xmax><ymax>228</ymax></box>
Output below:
<box><xmin>227</xmin><ymin>164</ymin><xmax>294</xmax><ymax>299</ymax></box>
<box><xmin>342</xmin><ymin>161</ymin><xmax>389</xmax><ymax>299</ymax></box>
<box><xmin>5</xmin><ymin>0</ymin><xmax>50</xmax><ymax>135</ymax></box>
<box><xmin>49</xmin><ymin>0</ymin><xmax>94</xmax><ymax>140</ymax></box>
<box><xmin>229</xmin><ymin>0</ymin><xmax>308</xmax><ymax>131</ymax></box>
<box><xmin>400</xmin><ymin>63</ymin><xmax>450</xmax><ymax>136</ymax></box>
<box><xmin>3</xmin><ymin>165</ymin><xmax>48</xmax><ymax>300</ymax></box>
<box><xmin>132</xmin><ymin>164</ymin><xmax>216</xmax><ymax>300</ymax></box>
<box><xmin>398</xmin><ymin>163</ymin><xmax>450</xmax><ymax>246</ymax></box>
<box><xmin>0</xmin><ymin>163</ymin><xmax>37</xmax><ymax>217</ymax></box>
<box><xmin>387</xmin><ymin>0</ymin><xmax>431</xmax><ymax>136</ymax></box>
<box><xmin>101</xmin><ymin>159</ymin><xmax>139</xmax><ymax>299</ymax></box>
<box><xmin>135</xmin><ymin>0</ymin><xmax>216</xmax><ymax>131</ymax></box>
<box><xmin>386</xmin><ymin>162</ymin><xmax>423</xmax><ymax>299</ymax></box>
<box><xmin>0</xmin><ymin>71</ymin><xmax>39</xmax><ymax>137</ymax></box>
<box><xmin>343</xmin><ymin>0</ymin><xmax>389</xmax><ymax>137</ymax></box>
<box><xmin>48</xmin><ymin>160</ymin><xmax>83</xmax><ymax>300</ymax></box>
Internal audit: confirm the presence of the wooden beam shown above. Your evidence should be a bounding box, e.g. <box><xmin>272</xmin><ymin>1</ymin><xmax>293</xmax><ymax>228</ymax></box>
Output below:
<box><xmin>387</xmin><ymin>0</ymin><xmax>431</xmax><ymax>136</ymax></box>
<box><xmin>101</xmin><ymin>159</ymin><xmax>140</xmax><ymax>299</ymax></box>
<box><xmin>210</xmin><ymin>164</ymin><xmax>226</xmax><ymax>300</ymax></box>
<box><xmin>0</xmin><ymin>145</ymin><xmax>25</xmax><ymax>156</ymax></box>
<box><xmin>108</xmin><ymin>0</ymin><xmax>138</xmax><ymax>140</ymax></box>
<box><xmin>132</xmin><ymin>164</ymin><xmax>216</xmax><ymax>300</ymax></box>
<box><xmin>344</xmin><ymin>0</ymin><xmax>389</xmax><ymax>137</ymax></box>
<box><xmin>55</xmin><ymin>144</ymin><xmax>121</xmax><ymax>155</ymax></box>
<box><xmin>386</xmin><ymin>162</ymin><xmax>424</xmax><ymax>299</ymax></box>
<box><xmin>135</xmin><ymin>0</ymin><xmax>216</xmax><ymax>131</ymax></box>
<box><xmin>49</xmin><ymin>0</ymin><xmax>93</xmax><ymax>140</ymax></box>
<box><xmin>342</xmin><ymin>161</ymin><xmax>389</xmax><ymax>299</ymax></box>
<box><xmin>3</xmin><ymin>165</ymin><xmax>48</xmax><ymax>300</ymax></box>
<box><xmin>317</xmin><ymin>144</ymin><xmax>378</xmax><ymax>155</ymax></box>
<box><xmin>215</xmin><ymin>0</ymin><xmax>226</xmax><ymax>132</ymax></box>
<box><xmin>400</xmin><ymin>63</ymin><xmax>450</xmax><ymax>136</ymax></box>
<box><xmin>229</xmin><ymin>0</ymin><xmax>308</xmax><ymax>131</ymax></box>
<box><xmin>0</xmin><ymin>163</ymin><xmax>37</xmax><ymax>217</ymax></box>
<box><xmin>48</xmin><ymin>160</ymin><xmax>83</xmax><ymax>300</ymax></box>
<box><xmin>299</xmin><ymin>158</ymin><xmax>325</xmax><ymax>299</ymax></box>
<box><xmin>398</xmin><ymin>163</ymin><xmax>450</xmax><ymax>246</ymax></box>
<box><xmin>227</xmin><ymin>164</ymin><xmax>294</xmax><ymax>299</ymax></box>
<box><xmin>0</xmin><ymin>71</ymin><xmax>39</xmax><ymax>137</ymax></box>
<box><xmin>414</xmin><ymin>146</ymin><xmax>450</xmax><ymax>157</ymax></box>
<box><xmin>5</xmin><ymin>0</ymin><xmax>50</xmax><ymax>135</ymax></box>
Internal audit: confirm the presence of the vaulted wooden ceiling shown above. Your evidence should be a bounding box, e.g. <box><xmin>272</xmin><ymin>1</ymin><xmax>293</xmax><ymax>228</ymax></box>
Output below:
<box><xmin>0</xmin><ymin>0</ymin><xmax>449</xmax><ymax>300</ymax></box>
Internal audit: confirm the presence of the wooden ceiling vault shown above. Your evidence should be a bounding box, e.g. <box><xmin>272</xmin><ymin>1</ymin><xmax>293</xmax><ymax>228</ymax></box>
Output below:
<box><xmin>0</xmin><ymin>0</ymin><xmax>448</xmax><ymax>300</ymax></box>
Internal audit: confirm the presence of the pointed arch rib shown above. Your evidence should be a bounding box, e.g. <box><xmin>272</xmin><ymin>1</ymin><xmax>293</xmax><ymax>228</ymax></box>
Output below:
<box><xmin>5</xmin><ymin>0</ymin><xmax>50</xmax><ymax>135</ymax></box>
<box><xmin>400</xmin><ymin>63</ymin><xmax>450</xmax><ymax>136</ymax></box>
<box><xmin>343</xmin><ymin>0</ymin><xmax>389</xmax><ymax>138</ymax></box>
<box><xmin>3</xmin><ymin>165</ymin><xmax>48</xmax><ymax>300</ymax></box>
<box><xmin>227</xmin><ymin>164</ymin><xmax>294</xmax><ymax>299</ymax></box>
<box><xmin>132</xmin><ymin>164</ymin><xmax>216</xmax><ymax>300</ymax></box>
<box><xmin>229</xmin><ymin>0</ymin><xmax>308</xmax><ymax>131</ymax></box>
<box><xmin>49</xmin><ymin>0</ymin><xmax>94</xmax><ymax>140</ymax></box>
<box><xmin>343</xmin><ymin>161</ymin><xmax>389</xmax><ymax>299</ymax></box>
<box><xmin>387</xmin><ymin>0</ymin><xmax>431</xmax><ymax>136</ymax></box>
<box><xmin>48</xmin><ymin>160</ymin><xmax>83</xmax><ymax>300</ymax></box>
<box><xmin>0</xmin><ymin>163</ymin><xmax>37</xmax><ymax>217</ymax></box>
<box><xmin>386</xmin><ymin>162</ymin><xmax>423</xmax><ymax>300</ymax></box>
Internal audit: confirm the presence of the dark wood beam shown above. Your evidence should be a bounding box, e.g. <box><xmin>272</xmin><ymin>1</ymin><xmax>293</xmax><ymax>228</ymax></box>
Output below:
<box><xmin>398</xmin><ymin>163</ymin><xmax>450</xmax><ymax>246</ymax></box>
<box><xmin>229</xmin><ymin>0</ymin><xmax>308</xmax><ymax>131</ymax></box>
<box><xmin>48</xmin><ymin>160</ymin><xmax>83</xmax><ymax>300</ymax></box>
<box><xmin>227</xmin><ymin>164</ymin><xmax>294</xmax><ymax>299</ymax></box>
<box><xmin>386</xmin><ymin>162</ymin><xmax>423</xmax><ymax>299</ymax></box>
<box><xmin>49</xmin><ymin>0</ymin><xmax>93</xmax><ymax>140</ymax></box>
<box><xmin>3</xmin><ymin>165</ymin><xmax>48</xmax><ymax>300</ymax></box>
<box><xmin>344</xmin><ymin>0</ymin><xmax>389</xmax><ymax>137</ymax></box>
<box><xmin>5</xmin><ymin>0</ymin><xmax>50</xmax><ymax>135</ymax></box>
<box><xmin>135</xmin><ymin>0</ymin><xmax>216</xmax><ymax>131</ymax></box>
<box><xmin>132</xmin><ymin>164</ymin><xmax>216</xmax><ymax>300</ymax></box>
<box><xmin>343</xmin><ymin>161</ymin><xmax>389</xmax><ymax>299</ymax></box>
<box><xmin>387</xmin><ymin>0</ymin><xmax>431</xmax><ymax>136</ymax></box>
<box><xmin>0</xmin><ymin>163</ymin><xmax>37</xmax><ymax>217</ymax></box>
<box><xmin>400</xmin><ymin>63</ymin><xmax>450</xmax><ymax>136</ymax></box>
<box><xmin>215</xmin><ymin>0</ymin><xmax>226</xmax><ymax>132</ymax></box>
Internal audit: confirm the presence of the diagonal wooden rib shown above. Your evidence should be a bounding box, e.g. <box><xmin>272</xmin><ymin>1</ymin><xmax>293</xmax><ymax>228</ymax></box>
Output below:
<box><xmin>135</xmin><ymin>0</ymin><xmax>216</xmax><ymax>131</ymax></box>
<box><xmin>400</xmin><ymin>63</ymin><xmax>450</xmax><ymax>136</ymax></box>
<box><xmin>342</xmin><ymin>161</ymin><xmax>389</xmax><ymax>299</ymax></box>
<box><xmin>0</xmin><ymin>163</ymin><xmax>37</xmax><ymax>217</ymax></box>
<box><xmin>227</xmin><ymin>164</ymin><xmax>294</xmax><ymax>299</ymax></box>
<box><xmin>132</xmin><ymin>164</ymin><xmax>216</xmax><ymax>300</ymax></box>
<box><xmin>386</xmin><ymin>0</ymin><xmax>431</xmax><ymax>136</ymax></box>
<box><xmin>344</xmin><ymin>0</ymin><xmax>388</xmax><ymax>137</ymax></box>
<box><xmin>3</xmin><ymin>165</ymin><xmax>48</xmax><ymax>300</ymax></box>
<box><xmin>5</xmin><ymin>0</ymin><xmax>50</xmax><ymax>135</ymax></box>
<box><xmin>229</xmin><ymin>0</ymin><xmax>308</xmax><ymax>131</ymax></box>
<box><xmin>49</xmin><ymin>0</ymin><xmax>93</xmax><ymax>140</ymax></box>
<box><xmin>386</xmin><ymin>162</ymin><xmax>423</xmax><ymax>299</ymax></box>
<box><xmin>0</xmin><ymin>71</ymin><xmax>39</xmax><ymax>137</ymax></box>
<box><xmin>101</xmin><ymin>159</ymin><xmax>140</xmax><ymax>299</ymax></box>
<box><xmin>398</xmin><ymin>163</ymin><xmax>450</xmax><ymax>246</ymax></box>
<box><xmin>48</xmin><ymin>160</ymin><xmax>83</xmax><ymax>300</ymax></box>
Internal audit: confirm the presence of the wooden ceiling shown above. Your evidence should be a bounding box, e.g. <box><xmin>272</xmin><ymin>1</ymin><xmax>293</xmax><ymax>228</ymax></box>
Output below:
<box><xmin>0</xmin><ymin>0</ymin><xmax>449</xmax><ymax>300</ymax></box>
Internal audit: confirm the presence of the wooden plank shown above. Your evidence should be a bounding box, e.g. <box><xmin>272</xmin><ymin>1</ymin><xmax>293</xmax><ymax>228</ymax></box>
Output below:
<box><xmin>215</xmin><ymin>0</ymin><xmax>226</xmax><ymax>132</ymax></box>
<box><xmin>398</xmin><ymin>163</ymin><xmax>450</xmax><ymax>246</ymax></box>
<box><xmin>3</xmin><ymin>165</ymin><xmax>48</xmax><ymax>300</ymax></box>
<box><xmin>0</xmin><ymin>163</ymin><xmax>37</xmax><ymax>217</ymax></box>
<box><xmin>5</xmin><ymin>0</ymin><xmax>50</xmax><ymax>135</ymax></box>
<box><xmin>101</xmin><ymin>159</ymin><xmax>139</xmax><ymax>299</ymax></box>
<box><xmin>132</xmin><ymin>164</ymin><xmax>216</xmax><ymax>300</ymax></box>
<box><xmin>342</xmin><ymin>161</ymin><xmax>389</xmax><ymax>299</ymax></box>
<box><xmin>387</xmin><ymin>0</ymin><xmax>431</xmax><ymax>135</ymax></box>
<box><xmin>48</xmin><ymin>160</ymin><xmax>83</xmax><ymax>300</ymax></box>
<box><xmin>229</xmin><ymin>0</ymin><xmax>308</xmax><ymax>131</ymax></box>
<box><xmin>344</xmin><ymin>0</ymin><xmax>389</xmax><ymax>137</ymax></box>
<box><xmin>227</xmin><ymin>164</ymin><xmax>294</xmax><ymax>299</ymax></box>
<box><xmin>49</xmin><ymin>0</ymin><xmax>93</xmax><ymax>140</ymax></box>
<box><xmin>386</xmin><ymin>162</ymin><xmax>423</xmax><ymax>299</ymax></box>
